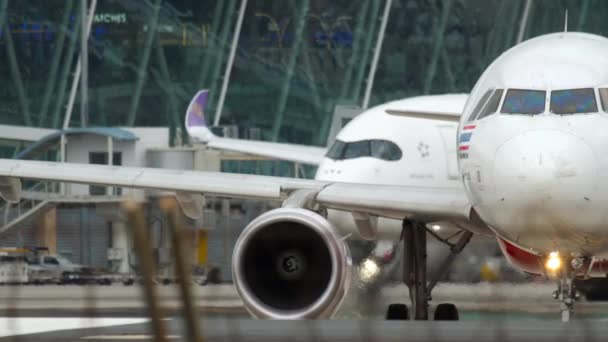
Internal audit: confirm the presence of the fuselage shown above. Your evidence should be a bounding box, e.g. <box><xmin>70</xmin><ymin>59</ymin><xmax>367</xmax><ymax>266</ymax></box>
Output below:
<box><xmin>314</xmin><ymin>94</ymin><xmax>467</xmax><ymax>239</ymax></box>
<box><xmin>459</xmin><ymin>32</ymin><xmax>608</xmax><ymax>261</ymax></box>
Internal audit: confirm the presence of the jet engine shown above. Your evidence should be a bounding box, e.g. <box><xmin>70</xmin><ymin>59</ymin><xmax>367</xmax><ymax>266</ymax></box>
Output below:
<box><xmin>232</xmin><ymin>207</ymin><xmax>352</xmax><ymax>319</ymax></box>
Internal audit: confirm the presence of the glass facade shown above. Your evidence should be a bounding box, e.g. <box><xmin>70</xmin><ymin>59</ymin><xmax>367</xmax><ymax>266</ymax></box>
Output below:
<box><xmin>0</xmin><ymin>0</ymin><xmax>607</xmax><ymax>147</ymax></box>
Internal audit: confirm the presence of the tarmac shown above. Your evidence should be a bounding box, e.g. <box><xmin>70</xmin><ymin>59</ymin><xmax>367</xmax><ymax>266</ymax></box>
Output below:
<box><xmin>2</xmin><ymin>282</ymin><xmax>608</xmax><ymax>340</ymax></box>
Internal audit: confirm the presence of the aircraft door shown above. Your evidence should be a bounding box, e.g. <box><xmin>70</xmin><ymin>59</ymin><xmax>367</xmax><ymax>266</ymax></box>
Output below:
<box><xmin>437</xmin><ymin>125</ymin><xmax>459</xmax><ymax>180</ymax></box>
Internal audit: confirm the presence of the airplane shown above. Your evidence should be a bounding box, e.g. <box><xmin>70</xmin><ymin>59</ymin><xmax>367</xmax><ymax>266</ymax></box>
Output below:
<box><xmin>187</xmin><ymin>89</ymin><xmax>478</xmax><ymax>296</ymax></box>
<box><xmin>186</xmin><ymin>88</ymin><xmax>470</xmax><ymax>240</ymax></box>
<box><xmin>0</xmin><ymin>31</ymin><xmax>604</xmax><ymax>322</ymax></box>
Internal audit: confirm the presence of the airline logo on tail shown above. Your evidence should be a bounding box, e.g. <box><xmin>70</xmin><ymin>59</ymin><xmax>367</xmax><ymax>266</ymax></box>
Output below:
<box><xmin>185</xmin><ymin>90</ymin><xmax>214</xmax><ymax>142</ymax></box>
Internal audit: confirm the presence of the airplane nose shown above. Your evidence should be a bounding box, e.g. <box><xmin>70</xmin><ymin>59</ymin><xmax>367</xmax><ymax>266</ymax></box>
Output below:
<box><xmin>493</xmin><ymin>130</ymin><xmax>597</xmax><ymax>204</ymax></box>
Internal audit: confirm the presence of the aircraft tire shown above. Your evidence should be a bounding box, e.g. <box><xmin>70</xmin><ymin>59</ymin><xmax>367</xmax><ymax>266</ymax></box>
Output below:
<box><xmin>386</xmin><ymin>303</ymin><xmax>409</xmax><ymax>320</ymax></box>
<box><xmin>434</xmin><ymin>303</ymin><xmax>459</xmax><ymax>321</ymax></box>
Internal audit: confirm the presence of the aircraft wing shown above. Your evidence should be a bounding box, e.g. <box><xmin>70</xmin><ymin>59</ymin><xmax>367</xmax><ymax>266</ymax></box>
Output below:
<box><xmin>0</xmin><ymin>159</ymin><xmax>472</xmax><ymax>223</ymax></box>
<box><xmin>185</xmin><ymin>90</ymin><xmax>326</xmax><ymax>165</ymax></box>
<box><xmin>203</xmin><ymin>136</ymin><xmax>326</xmax><ymax>166</ymax></box>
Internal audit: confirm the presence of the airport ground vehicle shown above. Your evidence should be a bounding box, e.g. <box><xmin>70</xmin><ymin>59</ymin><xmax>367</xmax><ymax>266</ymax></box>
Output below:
<box><xmin>26</xmin><ymin>248</ymin><xmax>114</xmax><ymax>285</ymax></box>
<box><xmin>0</xmin><ymin>248</ymin><xmax>29</xmax><ymax>284</ymax></box>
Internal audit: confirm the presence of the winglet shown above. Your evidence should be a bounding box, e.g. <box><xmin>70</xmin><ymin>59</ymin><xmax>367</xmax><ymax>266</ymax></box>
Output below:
<box><xmin>185</xmin><ymin>89</ymin><xmax>214</xmax><ymax>142</ymax></box>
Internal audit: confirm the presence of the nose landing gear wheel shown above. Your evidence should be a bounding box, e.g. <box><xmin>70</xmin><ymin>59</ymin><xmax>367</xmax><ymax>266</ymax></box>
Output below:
<box><xmin>386</xmin><ymin>303</ymin><xmax>410</xmax><ymax>320</ymax></box>
<box><xmin>434</xmin><ymin>303</ymin><xmax>459</xmax><ymax>321</ymax></box>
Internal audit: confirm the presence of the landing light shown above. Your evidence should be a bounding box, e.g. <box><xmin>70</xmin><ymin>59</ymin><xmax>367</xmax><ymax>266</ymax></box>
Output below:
<box><xmin>546</xmin><ymin>252</ymin><xmax>561</xmax><ymax>271</ymax></box>
<box><xmin>359</xmin><ymin>258</ymin><xmax>380</xmax><ymax>282</ymax></box>
<box><xmin>431</xmin><ymin>224</ymin><xmax>441</xmax><ymax>231</ymax></box>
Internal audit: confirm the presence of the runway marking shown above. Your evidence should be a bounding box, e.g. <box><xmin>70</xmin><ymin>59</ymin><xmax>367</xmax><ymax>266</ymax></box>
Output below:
<box><xmin>0</xmin><ymin>317</ymin><xmax>148</xmax><ymax>338</ymax></box>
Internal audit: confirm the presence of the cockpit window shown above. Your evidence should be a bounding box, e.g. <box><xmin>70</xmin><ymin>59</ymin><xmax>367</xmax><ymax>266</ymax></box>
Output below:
<box><xmin>326</xmin><ymin>139</ymin><xmax>402</xmax><ymax>161</ymax></box>
<box><xmin>343</xmin><ymin>141</ymin><xmax>371</xmax><ymax>159</ymax></box>
<box><xmin>370</xmin><ymin>140</ymin><xmax>402</xmax><ymax>161</ymax></box>
<box><xmin>550</xmin><ymin>88</ymin><xmax>598</xmax><ymax>114</ymax></box>
<box><xmin>599</xmin><ymin>88</ymin><xmax>608</xmax><ymax>112</ymax></box>
<box><xmin>476</xmin><ymin>89</ymin><xmax>504</xmax><ymax>120</ymax></box>
<box><xmin>501</xmin><ymin>89</ymin><xmax>546</xmax><ymax>115</ymax></box>
<box><xmin>467</xmin><ymin>89</ymin><xmax>493</xmax><ymax>122</ymax></box>
<box><xmin>326</xmin><ymin>140</ymin><xmax>345</xmax><ymax>160</ymax></box>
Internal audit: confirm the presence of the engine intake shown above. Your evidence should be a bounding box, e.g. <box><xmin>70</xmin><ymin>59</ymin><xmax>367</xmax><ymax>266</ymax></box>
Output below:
<box><xmin>232</xmin><ymin>208</ymin><xmax>351</xmax><ymax>319</ymax></box>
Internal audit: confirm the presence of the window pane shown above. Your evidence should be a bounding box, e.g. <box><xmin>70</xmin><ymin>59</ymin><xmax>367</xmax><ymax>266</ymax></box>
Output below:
<box><xmin>371</xmin><ymin>140</ymin><xmax>402</xmax><ymax>161</ymax></box>
<box><xmin>326</xmin><ymin>140</ymin><xmax>346</xmax><ymax>160</ymax></box>
<box><xmin>476</xmin><ymin>89</ymin><xmax>504</xmax><ymax>120</ymax></box>
<box><xmin>467</xmin><ymin>89</ymin><xmax>493</xmax><ymax>122</ymax></box>
<box><xmin>44</xmin><ymin>257</ymin><xmax>59</xmax><ymax>265</ymax></box>
<box><xmin>343</xmin><ymin>141</ymin><xmax>371</xmax><ymax>159</ymax></box>
<box><xmin>501</xmin><ymin>89</ymin><xmax>546</xmax><ymax>115</ymax></box>
<box><xmin>599</xmin><ymin>89</ymin><xmax>608</xmax><ymax>112</ymax></box>
<box><xmin>550</xmin><ymin>88</ymin><xmax>598</xmax><ymax>114</ymax></box>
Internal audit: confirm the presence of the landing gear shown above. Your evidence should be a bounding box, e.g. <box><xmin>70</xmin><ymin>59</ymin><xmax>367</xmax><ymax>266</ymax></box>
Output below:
<box><xmin>386</xmin><ymin>303</ymin><xmax>410</xmax><ymax>320</ymax></box>
<box><xmin>549</xmin><ymin>256</ymin><xmax>587</xmax><ymax>322</ymax></box>
<box><xmin>386</xmin><ymin>219</ymin><xmax>472</xmax><ymax>320</ymax></box>
<box><xmin>434</xmin><ymin>303</ymin><xmax>459</xmax><ymax>321</ymax></box>
<box><xmin>554</xmin><ymin>277</ymin><xmax>575</xmax><ymax>322</ymax></box>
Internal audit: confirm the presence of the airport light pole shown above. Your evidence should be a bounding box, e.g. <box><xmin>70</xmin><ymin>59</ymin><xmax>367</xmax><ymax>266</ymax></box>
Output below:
<box><xmin>80</xmin><ymin>0</ymin><xmax>89</xmax><ymax>127</ymax></box>
<box><xmin>213</xmin><ymin>0</ymin><xmax>248</xmax><ymax>127</ymax></box>
<box><xmin>362</xmin><ymin>0</ymin><xmax>392</xmax><ymax>109</ymax></box>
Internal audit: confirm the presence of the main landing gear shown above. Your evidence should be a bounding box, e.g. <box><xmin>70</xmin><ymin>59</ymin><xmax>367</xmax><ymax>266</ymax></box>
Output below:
<box><xmin>386</xmin><ymin>219</ymin><xmax>473</xmax><ymax>320</ymax></box>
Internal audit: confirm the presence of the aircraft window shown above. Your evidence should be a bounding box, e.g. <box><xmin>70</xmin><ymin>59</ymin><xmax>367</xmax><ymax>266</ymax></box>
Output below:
<box><xmin>326</xmin><ymin>140</ymin><xmax>346</xmax><ymax>159</ymax></box>
<box><xmin>326</xmin><ymin>139</ymin><xmax>402</xmax><ymax>161</ymax></box>
<box><xmin>501</xmin><ymin>89</ymin><xmax>546</xmax><ymax>115</ymax></box>
<box><xmin>550</xmin><ymin>88</ymin><xmax>598</xmax><ymax>114</ymax></box>
<box><xmin>476</xmin><ymin>89</ymin><xmax>504</xmax><ymax>120</ymax></box>
<box><xmin>371</xmin><ymin>140</ymin><xmax>402</xmax><ymax>161</ymax></box>
<box><xmin>343</xmin><ymin>140</ymin><xmax>371</xmax><ymax>159</ymax></box>
<box><xmin>599</xmin><ymin>89</ymin><xmax>608</xmax><ymax>112</ymax></box>
<box><xmin>467</xmin><ymin>89</ymin><xmax>493</xmax><ymax>122</ymax></box>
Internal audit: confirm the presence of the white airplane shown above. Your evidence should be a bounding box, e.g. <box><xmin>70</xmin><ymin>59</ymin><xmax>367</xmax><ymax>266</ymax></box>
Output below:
<box><xmin>0</xmin><ymin>31</ymin><xmax>604</xmax><ymax>322</ymax></box>
<box><xmin>186</xmin><ymin>89</ymin><xmax>470</xmax><ymax>240</ymax></box>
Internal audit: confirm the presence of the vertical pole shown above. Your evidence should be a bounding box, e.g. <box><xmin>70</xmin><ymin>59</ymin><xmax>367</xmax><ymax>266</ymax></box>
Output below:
<box><xmin>4</xmin><ymin>21</ymin><xmax>32</xmax><ymax>126</ymax></box>
<box><xmin>51</xmin><ymin>13</ymin><xmax>81</xmax><ymax>129</ymax></box>
<box><xmin>270</xmin><ymin>0</ymin><xmax>309</xmax><ymax>141</ymax></box>
<box><xmin>161</xmin><ymin>198</ymin><xmax>202</xmax><ymax>342</ymax></box>
<box><xmin>423</xmin><ymin>0</ymin><xmax>453</xmax><ymax>95</ymax></box>
<box><xmin>125</xmin><ymin>202</ymin><xmax>168</xmax><ymax>342</ymax></box>
<box><xmin>205</xmin><ymin>0</ymin><xmax>237</xmax><ymax>114</ymax></box>
<box><xmin>38</xmin><ymin>0</ymin><xmax>75</xmax><ymax>126</ymax></box>
<box><xmin>196</xmin><ymin>1</ymin><xmax>226</xmax><ymax>89</ymax></box>
<box><xmin>503</xmin><ymin>1</ymin><xmax>522</xmax><ymax>51</ymax></box>
<box><xmin>106</xmin><ymin>136</ymin><xmax>113</xmax><ymax>196</ymax></box>
<box><xmin>126</xmin><ymin>0</ymin><xmax>162</xmax><ymax>126</ymax></box>
<box><xmin>413</xmin><ymin>224</ymin><xmax>427</xmax><ymax>320</ymax></box>
<box><xmin>362</xmin><ymin>0</ymin><xmax>392</xmax><ymax>109</ymax></box>
<box><xmin>351</xmin><ymin>1</ymin><xmax>381</xmax><ymax>102</ymax></box>
<box><xmin>577</xmin><ymin>0</ymin><xmax>590</xmax><ymax>31</ymax></box>
<box><xmin>155</xmin><ymin>39</ymin><xmax>182</xmax><ymax>131</ymax></box>
<box><xmin>0</xmin><ymin>0</ymin><xmax>6</xmax><ymax>34</ymax></box>
<box><xmin>516</xmin><ymin>0</ymin><xmax>532</xmax><ymax>44</ymax></box>
<box><xmin>339</xmin><ymin>1</ymin><xmax>371</xmax><ymax>101</ymax></box>
<box><xmin>80</xmin><ymin>0</ymin><xmax>89</xmax><ymax>127</ymax></box>
<box><xmin>213</xmin><ymin>0</ymin><xmax>249</xmax><ymax>127</ymax></box>
<box><xmin>60</xmin><ymin>0</ymin><xmax>97</xmax><ymax>130</ymax></box>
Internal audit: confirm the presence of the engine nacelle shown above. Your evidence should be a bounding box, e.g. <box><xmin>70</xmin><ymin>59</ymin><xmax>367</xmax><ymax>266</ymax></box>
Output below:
<box><xmin>232</xmin><ymin>207</ymin><xmax>352</xmax><ymax>319</ymax></box>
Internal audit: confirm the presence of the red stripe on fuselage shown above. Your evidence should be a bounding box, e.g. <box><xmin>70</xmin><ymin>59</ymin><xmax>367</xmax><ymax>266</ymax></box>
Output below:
<box><xmin>458</xmin><ymin>146</ymin><xmax>469</xmax><ymax>151</ymax></box>
<box><xmin>463</xmin><ymin>125</ymin><xmax>476</xmax><ymax>130</ymax></box>
<box><xmin>497</xmin><ymin>237</ymin><xmax>543</xmax><ymax>275</ymax></box>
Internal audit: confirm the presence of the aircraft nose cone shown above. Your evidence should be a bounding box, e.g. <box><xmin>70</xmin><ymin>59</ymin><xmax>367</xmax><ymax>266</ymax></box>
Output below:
<box><xmin>493</xmin><ymin>130</ymin><xmax>596</xmax><ymax>203</ymax></box>
<box><xmin>491</xmin><ymin>130</ymin><xmax>602</xmax><ymax>252</ymax></box>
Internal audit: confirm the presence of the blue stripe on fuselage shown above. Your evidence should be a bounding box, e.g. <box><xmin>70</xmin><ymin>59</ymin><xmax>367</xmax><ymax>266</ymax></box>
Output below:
<box><xmin>459</xmin><ymin>132</ymin><xmax>472</xmax><ymax>143</ymax></box>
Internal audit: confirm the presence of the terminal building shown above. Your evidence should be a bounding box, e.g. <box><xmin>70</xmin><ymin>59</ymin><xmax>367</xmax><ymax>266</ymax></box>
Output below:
<box><xmin>0</xmin><ymin>0</ymin><xmax>606</xmax><ymax>280</ymax></box>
